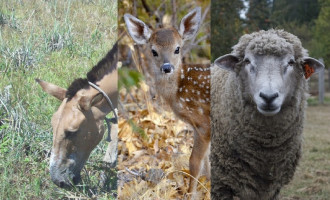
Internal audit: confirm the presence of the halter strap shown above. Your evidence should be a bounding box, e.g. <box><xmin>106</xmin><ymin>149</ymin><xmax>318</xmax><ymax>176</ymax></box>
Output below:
<box><xmin>88</xmin><ymin>81</ymin><xmax>118</xmax><ymax>142</ymax></box>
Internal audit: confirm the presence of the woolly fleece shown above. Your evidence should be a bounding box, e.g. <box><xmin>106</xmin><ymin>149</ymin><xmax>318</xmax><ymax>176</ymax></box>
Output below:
<box><xmin>211</xmin><ymin>29</ymin><xmax>310</xmax><ymax>200</ymax></box>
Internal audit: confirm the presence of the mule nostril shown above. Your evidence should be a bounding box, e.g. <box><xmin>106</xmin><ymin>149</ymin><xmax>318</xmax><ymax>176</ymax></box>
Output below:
<box><xmin>72</xmin><ymin>175</ymin><xmax>81</xmax><ymax>185</ymax></box>
<box><xmin>59</xmin><ymin>181</ymin><xmax>65</xmax><ymax>188</ymax></box>
<box><xmin>260</xmin><ymin>92</ymin><xmax>279</xmax><ymax>103</ymax></box>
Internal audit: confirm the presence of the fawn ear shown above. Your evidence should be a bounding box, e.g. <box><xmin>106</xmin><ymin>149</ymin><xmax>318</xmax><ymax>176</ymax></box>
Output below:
<box><xmin>124</xmin><ymin>14</ymin><xmax>152</xmax><ymax>44</ymax></box>
<box><xmin>35</xmin><ymin>79</ymin><xmax>66</xmax><ymax>101</ymax></box>
<box><xmin>214</xmin><ymin>54</ymin><xmax>240</xmax><ymax>72</ymax></box>
<box><xmin>179</xmin><ymin>7</ymin><xmax>201</xmax><ymax>41</ymax></box>
<box><xmin>302</xmin><ymin>57</ymin><xmax>324</xmax><ymax>79</ymax></box>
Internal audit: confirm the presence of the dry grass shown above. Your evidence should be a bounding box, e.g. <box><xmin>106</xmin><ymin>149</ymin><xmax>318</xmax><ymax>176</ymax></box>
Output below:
<box><xmin>0</xmin><ymin>0</ymin><xmax>117</xmax><ymax>199</ymax></box>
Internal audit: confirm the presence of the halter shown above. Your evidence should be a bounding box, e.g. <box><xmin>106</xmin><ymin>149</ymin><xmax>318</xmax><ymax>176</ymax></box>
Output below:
<box><xmin>88</xmin><ymin>81</ymin><xmax>118</xmax><ymax>142</ymax></box>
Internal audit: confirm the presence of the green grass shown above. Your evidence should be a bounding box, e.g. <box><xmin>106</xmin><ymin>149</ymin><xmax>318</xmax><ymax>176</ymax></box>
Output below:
<box><xmin>0</xmin><ymin>0</ymin><xmax>117</xmax><ymax>199</ymax></box>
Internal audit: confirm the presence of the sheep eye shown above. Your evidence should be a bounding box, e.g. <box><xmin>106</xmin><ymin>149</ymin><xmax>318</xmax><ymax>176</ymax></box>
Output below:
<box><xmin>151</xmin><ymin>49</ymin><xmax>158</xmax><ymax>57</ymax></box>
<box><xmin>288</xmin><ymin>59</ymin><xmax>295</xmax><ymax>66</ymax></box>
<box><xmin>174</xmin><ymin>47</ymin><xmax>180</xmax><ymax>54</ymax></box>
<box><xmin>244</xmin><ymin>58</ymin><xmax>250</xmax><ymax>64</ymax></box>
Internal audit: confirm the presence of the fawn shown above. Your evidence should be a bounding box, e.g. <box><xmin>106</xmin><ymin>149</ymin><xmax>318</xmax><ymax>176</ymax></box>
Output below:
<box><xmin>124</xmin><ymin>7</ymin><xmax>210</xmax><ymax>195</ymax></box>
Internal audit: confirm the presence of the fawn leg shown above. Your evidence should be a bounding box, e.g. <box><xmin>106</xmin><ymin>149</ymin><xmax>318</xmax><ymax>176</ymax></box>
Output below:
<box><xmin>188</xmin><ymin>129</ymin><xmax>211</xmax><ymax>195</ymax></box>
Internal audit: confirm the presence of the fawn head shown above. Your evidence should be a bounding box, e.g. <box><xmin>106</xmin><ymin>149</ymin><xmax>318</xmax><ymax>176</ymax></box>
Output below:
<box><xmin>124</xmin><ymin>7</ymin><xmax>201</xmax><ymax>79</ymax></box>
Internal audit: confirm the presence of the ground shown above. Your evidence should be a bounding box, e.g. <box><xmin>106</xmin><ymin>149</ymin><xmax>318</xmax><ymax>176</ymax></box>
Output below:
<box><xmin>282</xmin><ymin>105</ymin><xmax>330</xmax><ymax>200</ymax></box>
<box><xmin>118</xmin><ymin>83</ymin><xmax>330</xmax><ymax>199</ymax></box>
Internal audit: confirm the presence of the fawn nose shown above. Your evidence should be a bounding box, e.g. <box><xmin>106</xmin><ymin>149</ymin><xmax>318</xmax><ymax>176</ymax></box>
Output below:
<box><xmin>161</xmin><ymin>63</ymin><xmax>174</xmax><ymax>74</ymax></box>
<box><xmin>259</xmin><ymin>92</ymin><xmax>279</xmax><ymax>104</ymax></box>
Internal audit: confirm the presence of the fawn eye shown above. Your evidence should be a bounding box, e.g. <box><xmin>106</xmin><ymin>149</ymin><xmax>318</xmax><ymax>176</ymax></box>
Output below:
<box><xmin>174</xmin><ymin>47</ymin><xmax>180</xmax><ymax>54</ymax></box>
<box><xmin>151</xmin><ymin>49</ymin><xmax>158</xmax><ymax>57</ymax></box>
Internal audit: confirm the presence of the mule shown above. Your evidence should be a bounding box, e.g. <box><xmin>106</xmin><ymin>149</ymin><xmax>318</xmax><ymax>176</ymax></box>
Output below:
<box><xmin>36</xmin><ymin>43</ymin><xmax>118</xmax><ymax>188</ymax></box>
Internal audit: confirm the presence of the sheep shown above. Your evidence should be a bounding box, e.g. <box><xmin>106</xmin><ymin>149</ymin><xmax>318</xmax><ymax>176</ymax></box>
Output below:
<box><xmin>211</xmin><ymin>29</ymin><xmax>324</xmax><ymax>200</ymax></box>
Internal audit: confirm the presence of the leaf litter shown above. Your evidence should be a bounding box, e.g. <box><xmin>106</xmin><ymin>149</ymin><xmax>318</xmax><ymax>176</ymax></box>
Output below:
<box><xmin>118</xmin><ymin>82</ymin><xmax>210</xmax><ymax>200</ymax></box>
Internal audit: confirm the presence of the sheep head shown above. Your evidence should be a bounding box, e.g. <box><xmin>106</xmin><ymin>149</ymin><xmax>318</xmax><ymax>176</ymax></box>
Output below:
<box><xmin>214</xmin><ymin>29</ymin><xmax>324</xmax><ymax>117</ymax></box>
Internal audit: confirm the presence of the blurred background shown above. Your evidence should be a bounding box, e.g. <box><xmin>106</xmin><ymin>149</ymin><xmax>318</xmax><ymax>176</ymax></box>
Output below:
<box><xmin>0</xmin><ymin>0</ymin><xmax>117</xmax><ymax>199</ymax></box>
<box><xmin>212</xmin><ymin>0</ymin><xmax>330</xmax><ymax>199</ymax></box>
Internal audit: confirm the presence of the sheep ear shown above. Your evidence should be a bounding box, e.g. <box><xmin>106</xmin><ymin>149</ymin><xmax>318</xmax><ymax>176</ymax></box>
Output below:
<box><xmin>124</xmin><ymin>14</ymin><xmax>152</xmax><ymax>44</ymax></box>
<box><xmin>302</xmin><ymin>57</ymin><xmax>325</xmax><ymax>79</ymax></box>
<box><xmin>179</xmin><ymin>7</ymin><xmax>201</xmax><ymax>41</ymax></box>
<box><xmin>214</xmin><ymin>54</ymin><xmax>240</xmax><ymax>71</ymax></box>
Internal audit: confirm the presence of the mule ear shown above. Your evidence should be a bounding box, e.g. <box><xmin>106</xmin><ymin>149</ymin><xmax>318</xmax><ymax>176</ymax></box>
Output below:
<box><xmin>302</xmin><ymin>57</ymin><xmax>325</xmax><ymax>79</ymax></box>
<box><xmin>214</xmin><ymin>54</ymin><xmax>240</xmax><ymax>72</ymax></box>
<box><xmin>179</xmin><ymin>7</ymin><xmax>201</xmax><ymax>41</ymax></box>
<box><xmin>35</xmin><ymin>79</ymin><xmax>66</xmax><ymax>101</ymax></box>
<box><xmin>124</xmin><ymin>14</ymin><xmax>152</xmax><ymax>44</ymax></box>
<box><xmin>79</xmin><ymin>92</ymin><xmax>103</xmax><ymax>111</ymax></box>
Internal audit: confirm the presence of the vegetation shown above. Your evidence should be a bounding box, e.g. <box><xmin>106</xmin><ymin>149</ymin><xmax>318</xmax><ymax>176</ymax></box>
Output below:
<box><xmin>0</xmin><ymin>0</ymin><xmax>117</xmax><ymax>199</ymax></box>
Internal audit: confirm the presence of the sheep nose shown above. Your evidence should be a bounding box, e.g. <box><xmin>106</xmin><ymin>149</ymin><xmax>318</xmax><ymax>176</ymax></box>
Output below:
<box><xmin>259</xmin><ymin>92</ymin><xmax>279</xmax><ymax>104</ymax></box>
<box><xmin>160</xmin><ymin>63</ymin><xmax>174</xmax><ymax>73</ymax></box>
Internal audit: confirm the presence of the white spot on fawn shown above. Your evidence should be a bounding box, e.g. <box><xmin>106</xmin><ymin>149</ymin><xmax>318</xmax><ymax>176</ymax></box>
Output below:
<box><xmin>179</xmin><ymin>102</ymin><xmax>183</xmax><ymax>108</ymax></box>
<box><xmin>186</xmin><ymin>98</ymin><xmax>190</xmax><ymax>102</ymax></box>
<box><xmin>198</xmin><ymin>107</ymin><xmax>204</xmax><ymax>114</ymax></box>
<box><xmin>179</xmin><ymin>87</ymin><xmax>183</xmax><ymax>92</ymax></box>
<box><xmin>181</xmin><ymin>69</ymin><xmax>184</xmax><ymax>79</ymax></box>
<box><xmin>185</xmin><ymin>89</ymin><xmax>188</xmax><ymax>93</ymax></box>
<box><xmin>180</xmin><ymin>97</ymin><xmax>185</xmax><ymax>102</ymax></box>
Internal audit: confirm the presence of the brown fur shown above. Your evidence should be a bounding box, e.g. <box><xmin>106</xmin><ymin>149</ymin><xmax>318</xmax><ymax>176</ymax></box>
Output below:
<box><xmin>149</xmin><ymin>28</ymin><xmax>181</xmax><ymax>47</ymax></box>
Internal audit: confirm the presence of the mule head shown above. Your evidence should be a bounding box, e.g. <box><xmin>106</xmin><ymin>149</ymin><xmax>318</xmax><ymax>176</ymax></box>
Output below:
<box><xmin>36</xmin><ymin>79</ymin><xmax>105</xmax><ymax>188</ymax></box>
<box><xmin>124</xmin><ymin>7</ymin><xmax>201</xmax><ymax>80</ymax></box>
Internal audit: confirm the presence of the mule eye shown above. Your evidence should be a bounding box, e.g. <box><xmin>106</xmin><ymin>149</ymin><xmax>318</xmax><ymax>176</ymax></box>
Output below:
<box><xmin>64</xmin><ymin>130</ymin><xmax>77</xmax><ymax>138</ymax></box>
<box><xmin>244</xmin><ymin>58</ymin><xmax>250</xmax><ymax>64</ymax></box>
<box><xmin>151</xmin><ymin>49</ymin><xmax>158</xmax><ymax>57</ymax></box>
<box><xmin>288</xmin><ymin>59</ymin><xmax>295</xmax><ymax>66</ymax></box>
<box><xmin>174</xmin><ymin>47</ymin><xmax>180</xmax><ymax>54</ymax></box>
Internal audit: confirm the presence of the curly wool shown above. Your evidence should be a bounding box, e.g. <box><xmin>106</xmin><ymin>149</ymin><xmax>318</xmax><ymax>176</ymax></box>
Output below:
<box><xmin>211</xmin><ymin>29</ymin><xmax>309</xmax><ymax>200</ymax></box>
<box><xmin>232</xmin><ymin>29</ymin><xmax>308</xmax><ymax>60</ymax></box>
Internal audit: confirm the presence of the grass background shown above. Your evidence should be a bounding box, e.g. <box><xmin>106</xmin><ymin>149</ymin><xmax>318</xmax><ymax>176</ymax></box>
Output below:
<box><xmin>0</xmin><ymin>0</ymin><xmax>117</xmax><ymax>199</ymax></box>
